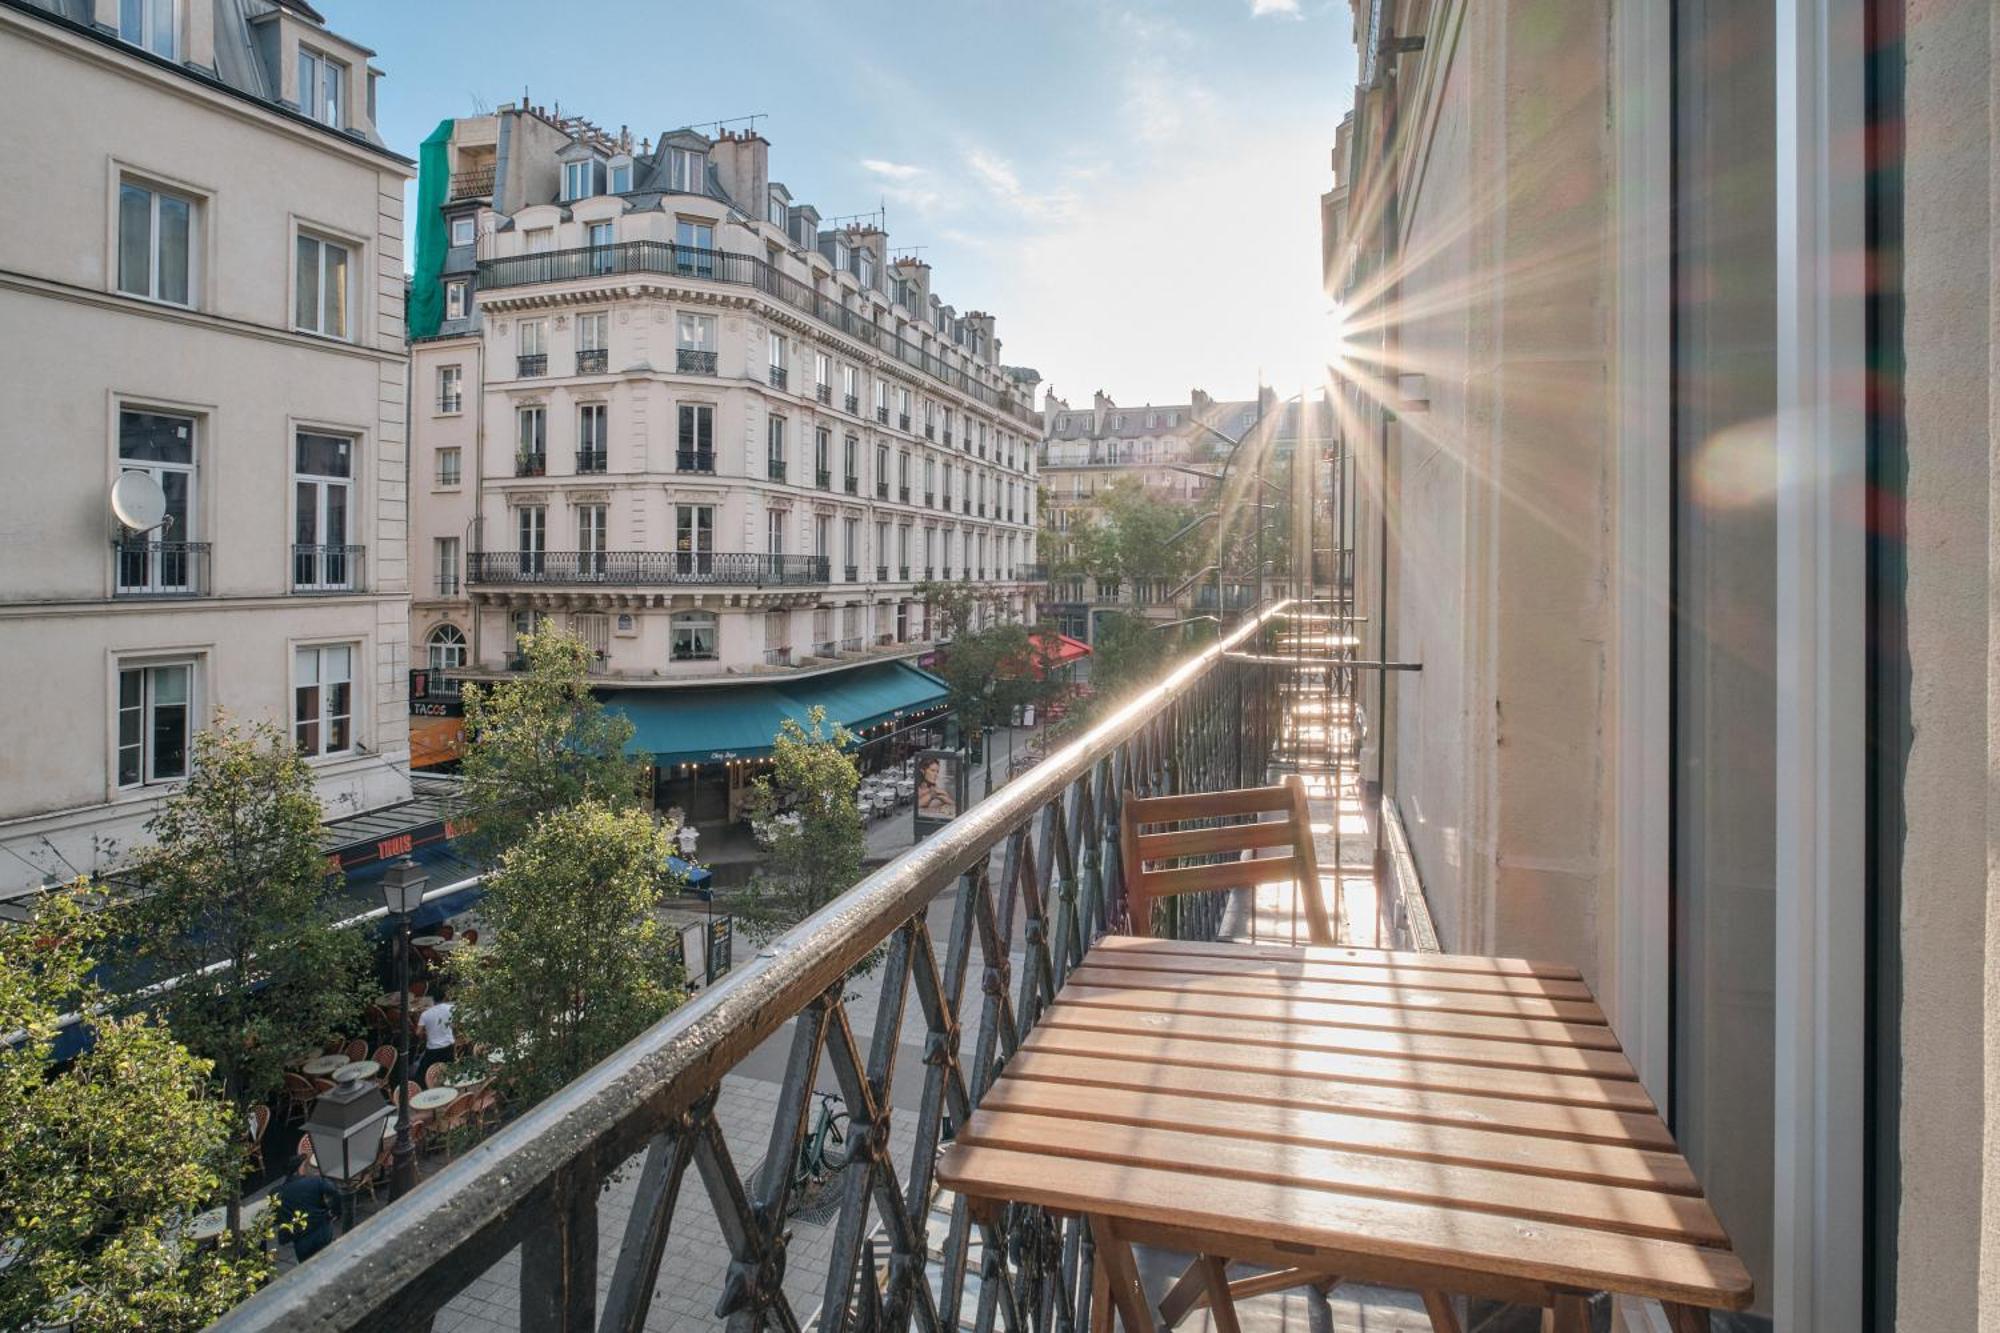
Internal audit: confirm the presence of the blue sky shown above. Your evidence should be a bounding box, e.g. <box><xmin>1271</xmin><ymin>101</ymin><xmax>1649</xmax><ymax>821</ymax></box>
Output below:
<box><xmin>347</xmin><ymin>0</ymin><xmax>1356</xmax><ymax>407</ymax></box>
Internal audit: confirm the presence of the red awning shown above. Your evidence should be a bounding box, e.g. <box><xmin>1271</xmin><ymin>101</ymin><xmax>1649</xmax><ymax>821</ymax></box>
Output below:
<box><xmin>1031</xmin><ymin>633</ymin><xmax>1092</xmax><ymax>666</ymax></box>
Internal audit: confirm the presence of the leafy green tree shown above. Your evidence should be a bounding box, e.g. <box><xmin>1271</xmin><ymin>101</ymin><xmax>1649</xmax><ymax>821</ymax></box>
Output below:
<box><xmin>917</xmin><ymin>581</ymin><xmax>1057</xmax><ymax>785</ymax></box>
<box><xmin>457</xmin><ymin>627</ymin><xmax>643</xmax><ymax>862</ymax></box>
<box><xmin>1080</xmin><ymin>610</ymin><xmax>1172</xmax><ymax>719</ymax></box>
<box><xmin>740</xmin><ymin>707</ymin><xmax>866</xmax><ymax>938</ymax></box>
<box><xmin>1070</xmin><ymin>477</ymin><xmax>1193</xmax><ymax>591</ymax></box>
<box><xmin>449</xmin><ymin>801</ymin><xmax>686</xmax><ymax>1107</ymax></box>
<box><xmin>130</xmin><ymin>720</ymin><xmax>368</xmax><ymax>1229</ymax></box>
<box><xmin>1</xmin><ymin>887</ymin><xmax>274</xmax><ymax>1331</ymax></box>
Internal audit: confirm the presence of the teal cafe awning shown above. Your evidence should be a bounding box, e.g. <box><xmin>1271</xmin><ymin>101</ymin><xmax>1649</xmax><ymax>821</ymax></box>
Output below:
<box><xmin>603</xmin><ymin>661</ymin><xmax>950</xmax><ymax>767</ymax></box>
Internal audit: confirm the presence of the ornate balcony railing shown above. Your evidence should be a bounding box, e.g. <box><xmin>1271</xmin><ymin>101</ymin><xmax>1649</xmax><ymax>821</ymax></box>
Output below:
<box><xmin>291</xmin><ymin>544</ymin><xmax>364</xmax><ymax>593</ymax></box>
<box><xmin>767</xmin><ymin>458</ymin><xmax>787</xmax><ymax>482</ymax></box>
<box><xmin>677</xmin><ymin>348</ymin><xmax>718</xmax><ymax>375</ymax></box>
<box><xmin>768</xmin><ymin>365</ymin><xmax>788</xmax><ymax>390</ymax></box>
<box><xmin>210</xmin><ymin>604</ymin><xmax>1285</xmax><ymax>1333</ymax></box>
<box><xmin>676</xmin><ymin>449</ymin><xmax>715</xmax><ymax>473</ymax></box>
<box><xmin>817</xmin><ymin>383</ymin><xmax>833</xmax><ymax>405</ymax></box>
<box><xmin>113</xmin><ymin>540</ymin><xmax>209</xmax><ymax>597</ymax></box>
<box><xmin>817</xmin><ymin>468</ymin><xmax>833</xmax><ymax>489</ymax></box>
<box><xmin>843</xmin><ymin>392</ymin><xmax>859</xmax><ymax>414</ymax></box>
<box><xmin>575</xmin><ymin>449</ymin><xmax>607</xmax><ymax>474</ymax></box>
<box><xmin>516</xmin><ymin>353</ymin><xmax>547</xmax><ymax>377</ymax></box>
<box><xmin>466</xmin><ymin>551</ymin><xmax>828</xmax><ymax>587</ymax></box>
<box><xmin>575</xmin><ymin>348</ymin><xmax>608</xmax><ymax>375</ymax></box>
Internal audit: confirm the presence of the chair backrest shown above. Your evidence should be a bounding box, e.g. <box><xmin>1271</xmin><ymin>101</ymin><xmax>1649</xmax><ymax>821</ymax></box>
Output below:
<box><xmin>373</xmin><ymin>1044</ymin><xmax>397</xmax><ymax>1073</ymax></box>
<box><xmin>285</xmin><ymin>1072</ymin><xmax>315</xmax><ymax>1097</ymax></box>
<box><xmin>344</xmin><ymin>1038</ymin><xmax>367</xmax><ymax>1062</ymax></box>
<box><xmin>249</xmin><ymin>1104</ymin><xmax>271</xmax><ymax>1142</ymax></box>
<box><xmin>436</xmin><ymin>923</ymin><xmax>455</xmax><ymax>940</ymax></box>
<box><xmin>461</xmin><ymin>928</ymin><xmax>479</xmax><ymax>946</ymax></box>
<box><xmin>409</xmin><ymin>979</ymin><xmax>429</xmax><ymax>998</ymax></box>
<box><xmin>404</xmin><ymin>1080</ymin><xmax>423</xmax><ymax>1105</ymax></box>
<box><xmin>1118</xmin><ymin>774</ymin><xmax>1332</xmax><ymax>945</ymax></box>
<box><xmin>424</xmin><ymin>1063</ymin><xmax>447</xmax><ymax>1089</ymax></box>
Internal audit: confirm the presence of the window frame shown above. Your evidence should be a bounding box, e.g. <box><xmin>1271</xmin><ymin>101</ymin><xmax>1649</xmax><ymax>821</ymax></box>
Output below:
<box><xmin>435</xmin><ymin>447</ymin><xmax>462</xmax><ymax>488</ymax></box>
<box><xmin>449</xmin><ymin>215</ymin><xmax>477</xmax><ymax>247</ymax></box>
<box><xmin>437</xmin><ymin>364</ymin><xmax>464</xmax><ymax>415</ymax></box>
<box><xmin>114</xmin><ymin>656</ymin><xmax>195</xmax><ymax>790</ymax></box>
<box><xmin>116</xmin><ymin>174</ymin><xmax>198</xmax><ymax>308</ymax></box>
<box><xmin>293</xmin><ymin>226</ymin><xmax>357</xmax><ymax>341</ymax></box>
<box><xmin>118</xmin><ymin>0</ymin><xmax>179</xmax><ymax>58</ymax></box>
<box><xmin>427</xmin><ymin>623</ymin><xmax>467</xmax><ymax>670</ymax></box>
<box><xmin>444</xmin><ymin>278</ymin><xmax>469</xmax><ymax>322</ymax></box>
<box><xmin>296</xmin><ymin>44</ymin><xmax>347</xmax><ymax>128</ymax></box>
<box><xmin>670</xmin><ymin>610</ymin><xmax>718</xmax><ymax>661</ymax></box>
<box><xmin>292</xmin><ymin>641</ymin><xmax>357</xmax><ymax>759</ymax></box>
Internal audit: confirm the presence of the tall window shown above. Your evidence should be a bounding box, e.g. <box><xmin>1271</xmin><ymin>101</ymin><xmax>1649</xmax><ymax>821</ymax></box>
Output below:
<box><xmin>577</xmin><ymin>503</ymin><xmax>607</xmax><ymax>574</ymax></box>
<box><xmin>117</xmin><ymin>179</ymin><xmax>193</xmax><ymax>306</ymax></box>
<box><xmin>577</xmin><ymin>310</ymin><xmax>608</xmax><ymax>356</ymax></box>
<box><xmin>564</xmin><ymin>159</ymin><xmax>604</xmax><ymax>202</ymax></box>
<box><xmin>292</xmin><ymin>431</ymin><xmax>354</xmax><ymax>590</ymax></box>
<box><xmin>815</xmin><ymin>426</ymin><xmax>832</xmax><ymax>481</ymax></box>
<box><xmin>769</xmin><ymin>335</ymin><xmax>788</xmax><ymax>375</ymax></box>
<box><xmin>874</xmin><ymin>442</ymin><xmax>889</xmax><ymax>489</ymax></box>
<box><xmin>445</xmin><ymin>279</ymin><xmax>468</xmax><ymax>321</ymax></box>
<box><xmin>842</xmin><ymin>364</ymin><xmax>860</xmax><ymax>403</ymax></box>
<box><xmin>671</xmin><ymin>611</ymin><xmax>717</xmax><ymax>661</ymax></box>
<box><xmin>518</xmin><ymin>318</ymin><xmax>548</xmax><ymax>369</ymax></box>
<box><xmin>427</xmin><ymin>624</ymin><xmax>466</xmax><ymax>670</ymax></box>
<box><xmin>676</xmin><ymin>312</ymin><xmax>716</xmax><ymax>352</ymax></box>
<box><xmin>115</xmin><ymin>409</ymin><xmax>195</xmax><ymax>594</ymax></box>
<box><xmin>297</xmin><ymin>46</ymin><xmax>345</xmax><ymax>127</ymax></box>
<box><xmin>767</xmin><ymin>509</ymin><xmax>786</xmax><ymax>556</ymax></box>
<box><xmin>609</xmin><ymin>156</ymin><xmax>633</xmax><ymax>194</ymax></box>
<box><xmin>676</xmin><ymin>504</ymin><xmax>713</xmax><ymax>575</ymax></box>
<box><xmin>293</xmin><ymin>645</ymin><xmax>354</xmax><ymax>757</ymax></box>
<box><xmin>816</xmin><ymin>352</ymin><xmax>832</xmax><ymax>393</ymax></box>
<box><xmin>764</xmin><ymin>415</ymin><xmax>786</xmax><ymax>479</ymax></box>
<box><xmin>844</xmin><ymin>434</ymin><xmax>859</xmax><ymax>485</ymax></box>
<box><xmin>295</xmin><ymin>233</ymin><xmax>352</xmax><ymax>338</ymax></box>
<box><xmin>674</xmin><ymin>219</ymin><xmax>715</xmax><ymax>276</ymax></box>
<box><xmin>677</xmin><ymin>404</ymin><xmax>714</xmax><ymax>470</ymax></box>
<box><xmin>843</xmin><ymin>518</ymin><xmax>859</xmax><ymax>574</ymax></box>
<box><xmin>119</xmin><ymin>0</ymin><xmax>177</xmax><ymax>57</ymax></box>
<box><xmin>578</xmin><ymin>403</ymin><xmax>608</xmax><ymax>470</ymax></box>
<box><xmin>435</xmin><ymin>447</ymin><xmax>461</xmax><ymax>487</ymax></box>
<box><xmin>517</xmin><ymin>505</ymin><xmax>546</xmax><ymax>575</ymax></box>
<box><xmin>433</xmin><ymin>536</ymin><xmax>460</xmax><ymax>595</ymax></box>
<box><xmin>586</xmin><ymin>220</ymin><xmax>615</xmax><ymax>272</ymax></box>
<box><xmin>517</xmin><ymin>405</ymin><xmax>546</xmax><ymax>473</ymax></box>
<box><xmin>116</xmin><ymin>660</ymin><xmax>191</xmax><ymax>787</ymax></box>
<box><xmin>815</xmin><ymin>515</ymin><xmax>830</xmax><ymax>559</ymax></box>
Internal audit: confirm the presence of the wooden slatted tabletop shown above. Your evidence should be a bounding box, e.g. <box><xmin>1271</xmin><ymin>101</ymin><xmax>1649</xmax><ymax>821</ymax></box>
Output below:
<box><xmin>936</xmin><ymin>936</ymin><xmax>1753</xmax><ymax>1333</ymax></box>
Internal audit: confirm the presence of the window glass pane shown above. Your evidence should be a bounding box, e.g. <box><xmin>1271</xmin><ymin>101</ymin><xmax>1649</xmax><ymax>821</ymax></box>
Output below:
<box><xmin>119</xmin><ymin>410</ymin><xmax>194</xmax><ymax>465</ymax></box>
<box><xmin>326</xmin><ymin>681</ymin><xmax>351</xmax><ymax>752</ymax></box>
<box><xmin>296</xmin><ymin>235</ymin><xmax>319</xmax><ymax>329</ymax></box>
<box><xmin>156</xmin><ymin>194</ymin><xmax>190</xmax><ymax>304</ymax></box>
<box><xmin>152</xmin><ymin>698</ymin><xmax>188</xmax><ymax>778</ymax></box>
<box><xmin>295</xmin><ymin>432</ymin><xmax>351</xmax><ymax>477</ymax></box>
<box><xmin>118</xmin><ymin>184</ymin><xmax>151</xmax><ymax>296</ymax></box>
<box><xmin>146</xmin><ymin>0</ymin><xmax>174</xmax><ymax>56</ymax></box>
<box><xmin>298</xmin><ymin>50</ymin><xmax>313</xmax><ymax>112</ymax></box>
<box><xmin>294</xmin><ymin>685</ymin><xmax>319</xmax><ymax>754</ymax></box>
<box><xmin>1672</xmin><ymin>0</ymin><xmax>1778</xmax><ymax>1313</ymax></box>
<box><xmin>322</xmin><ymin>242</ymin><xmax>349</xmax><ymax>337</ymax></box>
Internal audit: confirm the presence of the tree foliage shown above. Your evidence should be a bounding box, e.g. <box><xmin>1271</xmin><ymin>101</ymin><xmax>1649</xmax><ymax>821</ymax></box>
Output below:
<box><xmin>1</xmin><ymin>887</ymin><xmax>274</xmax><ymax>1331</ymax></box>
<box><xmin>1069</xmin><ymin>477</ymin><xmax>1194</xmax><ymax>589</ymax></box>
<box><xmin>457</xmin><ymin>627</ymin><xmax>643</xmax><ymax>863</ymax></box>
<box><xmin>449</xmin><ymin>801</ymin><xmax>686</xmax><ymax>1107</ymax></box>
<box><xmin>740</xmin><ymin>707</ymin><xmax>867</xmax><ymax>938</ymax></box>
<box><xmin>129</xmin><ymin>721</ymin><xmax>368</xmax><ymax>1189</ymax></box>
<box><xmin>917</xmin><ymin>581</ymin><xmax>1058</xmax><ymax>748</ymax></box>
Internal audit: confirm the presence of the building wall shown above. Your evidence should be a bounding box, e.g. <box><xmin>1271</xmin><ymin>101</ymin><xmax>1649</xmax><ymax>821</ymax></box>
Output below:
<box><xmin>1897</xmin><ymin>0</ymin><xmax>1997</xmax><ymax>1325</ymax></box>
<box><xmin>0</xmin><ymin>8</ymin><xmax>411</xmax><ymax>891</ymax></box>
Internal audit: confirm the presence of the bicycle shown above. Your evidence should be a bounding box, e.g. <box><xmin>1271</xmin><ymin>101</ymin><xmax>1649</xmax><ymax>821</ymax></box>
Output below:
<box><xmin>792</xmin><ymin>1091</ymin><xmax>851</xmax><ymax>1188</ymax></box>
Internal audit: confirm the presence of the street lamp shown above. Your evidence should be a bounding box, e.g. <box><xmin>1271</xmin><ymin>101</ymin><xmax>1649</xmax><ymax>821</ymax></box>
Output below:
<box><xmin>302</xmin><ymin>1073</ymin><xmax>392</xmax><ymax>1226</ymax></box>
<box><xmin>379</xmin><ymin>855</ymin><xmax>428</xmax><ymax>1199</ymax></box>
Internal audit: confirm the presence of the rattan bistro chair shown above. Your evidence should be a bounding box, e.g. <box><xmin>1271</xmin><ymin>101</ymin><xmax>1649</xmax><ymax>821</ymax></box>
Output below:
<box><xmin>1118</xmin><ymin>774</ymin><xmax>1333</xmax><ymax>945</ymax></box>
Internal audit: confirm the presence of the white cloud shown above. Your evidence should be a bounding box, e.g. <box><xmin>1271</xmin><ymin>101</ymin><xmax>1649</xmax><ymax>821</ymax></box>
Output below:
<box><xmin>860</xmin><ymin>158</ymin><xmax>923</xmax><ymax>181</ymax></box>
<box><xmin>1251</xmin><ymin>0</ymin><xmax>1303</xmax><ymax>16</ymax></box>
<box><xmin>964</xmin><ymin>149</ymin><xmax>1076</xmax><ymax>223</ymax></box>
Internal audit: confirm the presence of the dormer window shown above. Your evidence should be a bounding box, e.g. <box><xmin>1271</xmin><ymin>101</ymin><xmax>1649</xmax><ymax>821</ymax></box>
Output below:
<box><xmin>449</xmin><ymin>216</ymin><xmax>475</xmax><ymax>247</ymax></box>
<box><xmin>768</xmin><ymin>192</ymin><xmax>788</xmax><ymax>228</ymax></box>
<box><xmin>120</xmin><ymin>0</ymin><xmax>178</xmax><ymax>58</ymax></box>
<box><xmin>298</xmin><ymin>46</ymin><xmax>346</xmax><ymax>128</ymax></box>
<box><xmin>562</xmin><ymin>158</ymin><xmax>605</xmax><ymax>202</ymax></box>
<box><xmin>667</xmin><ymin>147</ymin><xmax>707</xmax><ymax>194</ymax></box>
<box><xmin>855</xmin><ymin>252</ymin><xmax>876</xmax><ymax>288</ymax></box>
<box><xmin>609</xmin><ymin>156</ymin><xmax>634</xmax><ymax>193</ymax></box>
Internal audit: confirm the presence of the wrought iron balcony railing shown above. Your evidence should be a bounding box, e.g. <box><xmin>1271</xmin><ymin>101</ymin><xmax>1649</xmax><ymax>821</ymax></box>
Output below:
<box><xmin>817</xmin><ymin>468</ymin><xmax>833</xmax><ymax>489</ymax></box>
<box><xmin>875</xmin><ymin>564</ymin><xmax>889</xmax><ymax>581</ymax></box>
<box><xmin>466</xmin><ymin>551</ymin><xmax>828</xmax><ymax>587</ymax></box>
<box><xmin>842</xmin><ymin>563</ymin><xmax>859</xmax><ymax>581</ymax></box>
<box><xmin>817</xmin><ymin>383</ymin><xmax>833</xmax><ymax>405</ymax></box>
<box><xmin>767</xmin><ymin>458</ymin><xmax>787</xmax><ymax>482</ymax></box>
<box><xmin>291</xmin><ymin>544</ymin><xmax>364</xmax><ymax>593</ymax></box>
<box><xmin>840</xmin><ymin>633</ymin><xmax>863</xmax><ymax>651</ymax></box>
<box><xmin>768</xmin><ymin>366</ymin><xmax>787</xmax><ymax>390</ymax></box>
<box><xmin>898</xmin><ymin>485</ymin><xmax>910</xmax><ymax>502</ymax></box>
<box><xmin>898</xmin><ymin>413</ymin><xmax>911</xmax><ymax>432</ymax></box>
<box><xmin>677</xmin><ymin>348</ymin><xmax>718</xmax><ymax>375</ymax></box>
<box><xmin>876</xmin><ymin>406</ymin><xmax>890</xmax><ymax>424</ymax></box>
<box><xmin>575</xmin><ymin>348</ymin><xmax>608</xmax><ymax>374</ymax></box>
<box><xmin>844</xmin><ymin>392</ymin><xmax>859</xmax><ymax>414</ymax></box>
<box><xmin>113</xmin><ymin>540</ymin><xmax>209</xmax><ymax>597</ymax></box>
<box><xmin>677</xmin><ymin>449</ymin><xmax>715</xmax><ymax>473</ymax></box>
<box><xmin>763</xmin><ymin>646</ymin><xmax>792</xmax><ymax>667</ymax></box>
<box><xmin>844</xmin><ymin>475</ymin><xmax>859</xmax><ymax>495</ymax></box>
<box><xmin>575</xmin><ymin>449</ymin><xmax>607</xmax><ymax>474</ymax></box>
<box><xmin>516</xmin><ymin>452</ymin><xmax>546</xmax><ymax>477</ymax></box>
<box><xmin>476</xmin><ymin>241</ymin><xmax>1045</xmax><ymax>430</ymax></box>
<box><xmin>876</xmin><ymin>481</ymin><xmax>889</xmax><ymax>499</ymax></box>
<box><xmin>194</xmin><ymin>613</ymin><xmax>1284</xmax><ymax>1333</ymax></box>
<box><xmin>517</xmin><ymin>353</ymin><xmax>546</xmax><ymax>377</ymax></box>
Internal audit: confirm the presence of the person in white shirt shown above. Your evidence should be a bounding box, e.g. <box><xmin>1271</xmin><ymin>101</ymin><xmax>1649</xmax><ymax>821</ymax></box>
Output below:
<box><xmin>415</xmin><ymin>981</ymin><xmax>457</xmax><ymax>1081</ymax></box>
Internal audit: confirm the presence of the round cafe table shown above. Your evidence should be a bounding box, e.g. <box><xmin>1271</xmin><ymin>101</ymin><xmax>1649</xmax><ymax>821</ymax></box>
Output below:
<box><xmin>409</xmin><ymin>1086</ymin><xmax>459</xmax><ymax>1114</ymax></box>
<box><xmin>334</xmin><ymin>1060</ymin><xmax>380</xmax><ymax>1083</ymax></box>
<box><xmin>301</xmin><ymin>1054</ymin><xmax>346</xmax><ymax>1078</ymax></box>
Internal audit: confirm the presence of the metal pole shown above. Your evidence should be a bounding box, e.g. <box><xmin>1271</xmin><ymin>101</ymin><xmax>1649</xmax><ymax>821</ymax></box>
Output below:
<box><xmin>390</xmin><ymin>916</ymin><xmax>416</xmax><ymax>1199</ymax></box>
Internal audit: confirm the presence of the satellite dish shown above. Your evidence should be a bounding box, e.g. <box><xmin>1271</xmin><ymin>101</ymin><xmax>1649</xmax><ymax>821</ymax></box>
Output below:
<box><xmin>110</xmin><ymin>471</ymin><xmax>168</xmax><ymax>532</ymax></box>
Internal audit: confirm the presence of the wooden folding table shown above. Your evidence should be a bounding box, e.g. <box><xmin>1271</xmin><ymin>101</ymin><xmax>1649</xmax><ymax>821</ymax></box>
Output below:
<box><xmin>935</xmin><ymin>936</ymin><xmax>1753</xmax><ymax>1332</ymax></box>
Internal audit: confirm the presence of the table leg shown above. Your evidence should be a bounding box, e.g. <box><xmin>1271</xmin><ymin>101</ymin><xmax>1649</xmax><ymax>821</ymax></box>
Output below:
<box><xmin>1198</xmin><ymin>1256</ymin><xmax>1243</xmax><ymax>1333</ymax></box>
<box><xmin>1090</xmin><ymin>1251</ymin><xmax>1115</xmax><ymax>1333</ymax></box>
<box><xmin>1660</xmin><ymin>1303</ymin><xmax>1710</xmax><ymax>1333</ymax></box>
<box><xmin>1087</xmin><ymin>1215</ymin><xmax>1152</xmax><ymax>1333</ymax></box>
<box><xmin>1541</xmin><ymin>1292</ymin><xmax>1590</xmax><ymax>1333</ymax></box>
<box><xmin>1158</xmin><ymin>1258</ymin><xmax>1209</xmax><ymax>1328</ymax></box>
<box><xmin>1420</xmin><ymin>1290</ymin><xmax>1462</xmax><ymax>1333</ymax></box>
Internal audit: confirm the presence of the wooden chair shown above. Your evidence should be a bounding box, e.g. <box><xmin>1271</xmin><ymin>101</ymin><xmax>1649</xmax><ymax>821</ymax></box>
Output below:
<box><xmin>342</xmin><ymin>1037</ymin><xmax>368</xmax><ymax>1063</ymax></box>
<box><xmin>435</xmin><ymin>922</ymin><xmax>455</xmax><ymax>941</ymax></box>
<box><xmin>281</xmin><ymin>1072</ymin><xmax>318</xmax><ymax>1124</ymax></box>
<box><xmin>460</xmin><ymin>928</ymin><xmax>479</xmax><ymax>947</ymax></box>
<box><xmin>424</xmin><ymin>1063</ymin><xmax>449</xmax><ymax>1089</ymax></box>
<box><xmin>246</xmin><ymin>1104</ymin><xmax>272</xmax><ymax>1176</ymax></box>
<box><xmin>409</xmin><ymin>978</ymin><xmax>429</xmax><ymax>998</ymax></box>
<box><xmin>1118</xmin><ymin>774</ymin><xmax>1333</xmax><ymax>945</ymax></box>
<box><xmin>369</xmin><ymin>1045</ymin><xmax>397</xmax><ymax>1092</ymax></box>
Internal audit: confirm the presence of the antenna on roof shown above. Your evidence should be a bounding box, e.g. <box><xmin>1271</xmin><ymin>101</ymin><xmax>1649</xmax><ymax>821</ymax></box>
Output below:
<box><xmin>692</xmin><ymin>113</ymin><xmax>768</xmax><ymax>137</ymax></box>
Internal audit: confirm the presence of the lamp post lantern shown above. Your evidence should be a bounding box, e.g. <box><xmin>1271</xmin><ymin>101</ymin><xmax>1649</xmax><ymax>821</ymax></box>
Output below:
<box><xmin>302</xmin><ymin>1073</ymin><xmax>392</xmax><ymax>1226</ymax></box>
<box><xmin>379</xmin><ymin>855</ymin><xmax>428</xmax><ymax>1199</ymax></box>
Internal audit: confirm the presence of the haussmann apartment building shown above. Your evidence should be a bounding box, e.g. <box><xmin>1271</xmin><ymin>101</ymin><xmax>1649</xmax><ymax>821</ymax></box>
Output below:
<box><xmin>404</xmin><ymin>103</ymin><xmax>1043</xmax><ymax>821</ymax></box>
<box><xmin>0</xmin><ymin>0</ymin><xmax>413</xmax><ymax>898</ymax></box>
